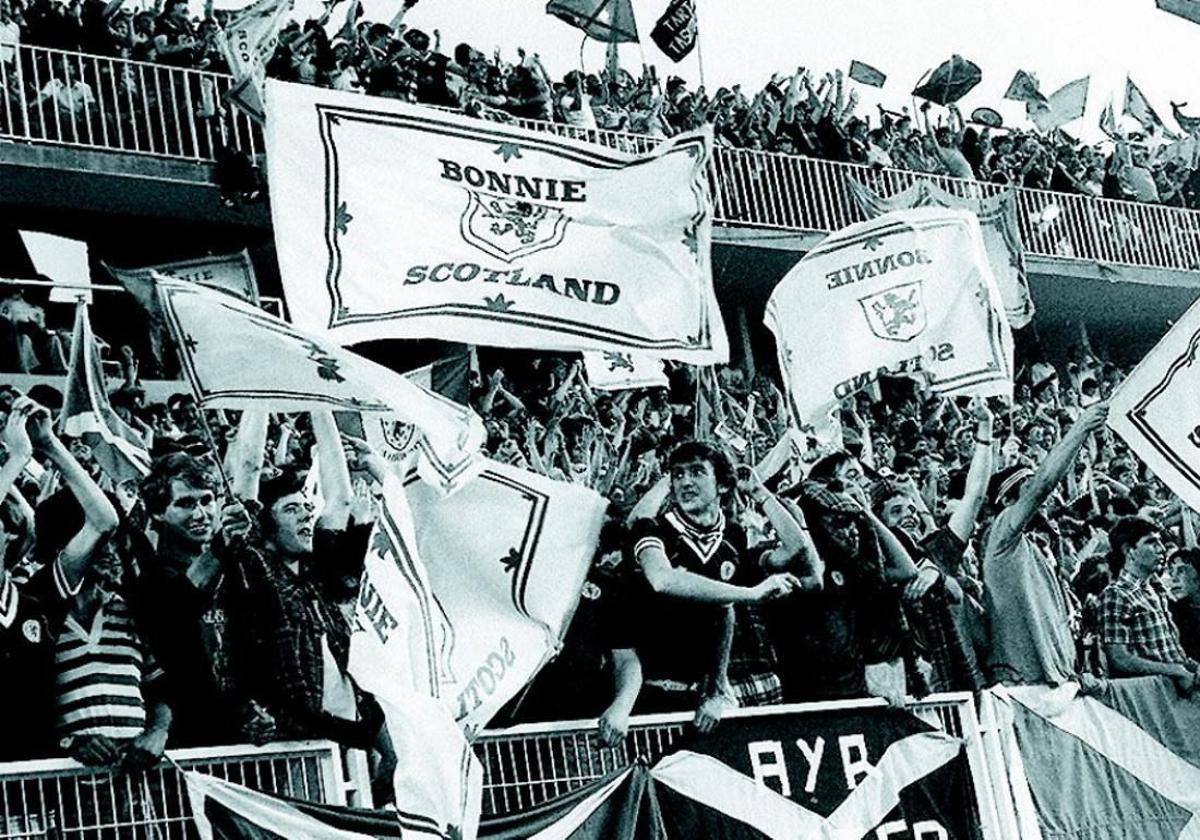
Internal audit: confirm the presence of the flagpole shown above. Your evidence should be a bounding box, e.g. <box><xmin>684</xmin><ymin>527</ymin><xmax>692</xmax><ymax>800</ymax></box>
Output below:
<box><xmin>692</xmin><ymin>0</ymin><xmax>706</xmax><ymax>89</ymax></box>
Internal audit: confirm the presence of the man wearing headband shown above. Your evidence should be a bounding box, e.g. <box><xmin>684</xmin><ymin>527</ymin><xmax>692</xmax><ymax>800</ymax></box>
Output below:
<box><xmin>984</xmin><ymin>402</ymin><xmax>1108</xmax><ymax>687</ymax></box>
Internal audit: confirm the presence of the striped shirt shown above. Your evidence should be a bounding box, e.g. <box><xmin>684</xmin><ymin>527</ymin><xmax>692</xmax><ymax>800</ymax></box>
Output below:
<box><xmin>54</xmin><ymin>592</ymin><xmax>159</xmax><ymax>741</ymax></box>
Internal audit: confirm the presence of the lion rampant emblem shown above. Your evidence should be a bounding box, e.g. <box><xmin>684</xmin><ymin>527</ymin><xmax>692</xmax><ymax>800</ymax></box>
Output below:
<box><xmin>858</xmin><ymin>281</ymin><xmax>928</xmax><ymax>342</ymax></box>
<box><xmin>460</xmin><ymin>192</ymin><xmax>570</xmax><ymax>263</ymax></box>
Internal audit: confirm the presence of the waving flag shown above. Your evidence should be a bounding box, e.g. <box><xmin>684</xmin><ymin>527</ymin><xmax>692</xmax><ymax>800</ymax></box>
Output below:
<box><xmin>983</xmin><ymin>679</ymin><xmax>1200</xmax><ymax>840</ymax></box>
<box><xmin>153</xmin><ymin>277</ymin><xmax>485</xmax><ymax>494</ymax></box>
<box><xmin>1004</xmin><ymin>69</ymin><xmax>1048</xmax><ymax>107</ymax></box>
<box><xmin>628</xmin><ymin>0</ymin><xmax>698</xmax><ymax>63</ymax></box>
<box><xmin>264</xmin><ymin>81</ymin><xmax>726</xmax><ymax>364</ymax></box>
<box><xmin>1028</xmin><ymin>77</ymin><xmax>1089</xmax><ymax>132</ymax></box>
<box><xmin>1108</xmin><ymin>296</ymin><xmax>1200</xmax><ymax>513</ymax></box>
<box><xmin>766</xmin><ymin>208</ymin><xmax>1013</xmax><ymax>441</ymax></box>
<box><xmin>348</xmin><ymin>476</ymin><xmax>482</xmax><ymax>840</ymax></box>
<box><xmin>848</xmin><ymin>178</ymin><xmax>1034</xmax><ymax>327</ymax></box>
<box><xmin>546</xmin><ymin>0</ymin><xmax>637</xmax><ymax>41</ymax></box>
<box><xmin>582</xmin><ymin>350</ymin><xmax>667</xmax><ymax>390</ymax></box>
<box><xmin>218</xmin><ymin>0</ymin><xmax>292</xmax><ymax>122</ymax></box>
<box><xmin>1124</xmin><ymin>77</ymin><xmax>1172</xmax><ymax>136</ymax></box>
<box><xmin>848</xmin><ymin>60</ymin><xmax>887</xmax><ymax>88</ymax></box>
<box><xmin>1100</xmin><ymin>96</ymin><xmax>1121</xmax><ymax>139</ymax></box>
<box><xmin>59</xmin><ymin>302</ymin><xmax>151</xmax><ymax>481</ymax></box>
<box><xmin>1156</xmin><ymin>0</ymin><xmax>1200</xmax><ymax>25</ymax></box>
<box><xmin>404</xmin><ymin>459</ymin><xmax>606</xmax><ymax>731</ymax></box>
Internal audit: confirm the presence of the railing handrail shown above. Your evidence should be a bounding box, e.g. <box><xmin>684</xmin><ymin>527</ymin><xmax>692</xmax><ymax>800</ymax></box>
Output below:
<box><xmin>0</xmin><ymin>739</ymin><xmax>340</xmax><ymax>778</ymax></box>
<box><xmin>477</xmin><ymin>691</ymin><xmax>973</xmax><ymax>739</ymax></box>
<box><xmin>4</xmin><ymin>41</ymin><xmax>1200</xmax><ymax>275</ymax></box>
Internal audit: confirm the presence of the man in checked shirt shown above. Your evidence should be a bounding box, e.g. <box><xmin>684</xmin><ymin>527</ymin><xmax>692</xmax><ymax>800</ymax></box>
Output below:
<box><xmin>1101</xmin><ymin>516</ymin><xmax>1200</xmax><ymax>694</ymax></box>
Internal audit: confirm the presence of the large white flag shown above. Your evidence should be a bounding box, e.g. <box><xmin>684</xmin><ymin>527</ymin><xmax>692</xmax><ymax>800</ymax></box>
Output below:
<box><xmin>582</xmin><ymin>350</ymin><xmax>668</xmax><ymax>391</ymax></box>
<box><xmin>153</xmin><ymin>277</ymin><xmax>484</xmax><ymax>494</ymax></box>
<box><xmin>405</xmin><ymin>459</ymin><xmax>607</xmax><ymax>731</ymax></box>
<box><xmin>1109</xmin><ymin>298</ymin><xmax>1200</xmax><ymax>513</ymax></box>
<box><xmin>766</xmin><ymin>208</ymin><xmax>1013</xmax><ymax>440</ymax></box>
<box><xmin>264</xmin><ymin>80</ymin><xmax>726</xmax><ymax>363</ymax></box>
<box><xmin>348</xmin><ymin>478</ymin><xmax>481</xmax><ymax>840</ymax></box>
<box><xmin>848</xmin><ymin>177</ymin><xmax>1035</xmax><ymax>327</ymax></box>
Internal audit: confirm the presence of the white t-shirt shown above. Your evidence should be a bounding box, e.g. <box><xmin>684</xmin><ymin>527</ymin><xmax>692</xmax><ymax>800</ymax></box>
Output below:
<box><xmin>0</xmin><ymin>19</ymin><xmax>19</xmax><ymax>65</ymax></box>
<box><xmin>40</xmin><ymin>79</ymin><xmax>96</xmax><ymax>116</ymax></box>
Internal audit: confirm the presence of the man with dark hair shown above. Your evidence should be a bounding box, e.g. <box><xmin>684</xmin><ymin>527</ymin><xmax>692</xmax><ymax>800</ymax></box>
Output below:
<box><xmin>601</xmin><ymin>440</ymin><xmax>804</xmax><ymax>742</ymax></box>
<box><xmin>872</xmin><ymin>398</ymin><xmax>994</xmax><ymax>691</ymax></box>
<box><xmin>132</xmin><ymin>452</ymin><xmax>256</xmax><ymax>747</ymax></box>
<box><xmin>984</xmin><ymin>402</ymin><xmax>1108</xmax><ymax>687</ymax></box>
<box><xmin>1101</xmin><ymin>517</ymin><xmax>1197</xmax><ymax>691</ymax></box>
<box><xmin>1168</xmin><ymin>548</ymin><xmax>1200</xmax><ymax>660</ymax></box>
<box><xmin>216</xmin><ymin>411</ymin><xmax>379</xmax><ymax>749</ymax></box>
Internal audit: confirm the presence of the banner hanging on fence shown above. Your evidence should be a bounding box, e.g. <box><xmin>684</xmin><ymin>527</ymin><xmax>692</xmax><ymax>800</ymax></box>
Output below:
<box><xmin>649</xmin><ymin>707</ymin><xmax>973</xmax><ymax>839</ymax></box>
<box><xmin>982</xmin><ymin>678</ymin><xmax>1200</xmax><ymax>840</ymax></box>
<box><xmin>1108</xmin><ymin>296</ymin><xmax>1200</xmax><ymax>513</ymax></box>
<box><xmin>847</xmin><ymin>178</ymin><xmax>1034</xmax><ymax>327</ymax></box>
<box><xmin>766</xmin><ymin>208</ymin><xmax>1013</xmax><ymax>440</ymax></box>
<box><xmin>264</xmin><ymin>80</ymin><xmax>726</xmax><ymax>363</ymax></box>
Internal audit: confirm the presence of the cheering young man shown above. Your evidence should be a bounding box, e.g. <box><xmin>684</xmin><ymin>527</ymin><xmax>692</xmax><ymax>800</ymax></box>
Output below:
<box><xmin>599</xmin><ymin>440</ymin><xmax>805</xmax><ymax>745</ymax></box>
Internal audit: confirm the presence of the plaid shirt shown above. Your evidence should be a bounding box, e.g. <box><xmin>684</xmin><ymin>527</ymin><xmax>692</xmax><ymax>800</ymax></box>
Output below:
<box><xmin>1100</xmin><ymin>574</ymin><xmax>1191</xmax><ymax>668</ymax></box>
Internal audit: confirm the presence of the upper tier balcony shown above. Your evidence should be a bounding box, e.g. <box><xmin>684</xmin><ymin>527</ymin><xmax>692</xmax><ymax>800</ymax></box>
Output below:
<box><xmin>2</xmin><ymin>43</ymin><xmax>1199</xmax><ymax>282</ymax></box>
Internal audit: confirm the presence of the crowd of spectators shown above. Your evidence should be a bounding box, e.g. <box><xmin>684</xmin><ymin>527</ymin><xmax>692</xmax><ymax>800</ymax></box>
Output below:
<box><xmin>3</xmin><ymin>273</ymin><xmax>1200</xmax><ymax>810</ymax></box>
<box><xmin>3</xmin><ymin>0</ymin><xmax>1199</xmax><ymax>207</ymax></box>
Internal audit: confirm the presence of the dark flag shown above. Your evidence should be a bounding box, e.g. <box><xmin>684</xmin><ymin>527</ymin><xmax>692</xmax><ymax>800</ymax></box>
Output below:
<box><xmin>546</xmin><ymin>0</ymin><xmax>638</xmax><ymax>42</ymax></box>
<box><xmin>848</xmin><ymin>60</ymin><xmax>886</xmax><ymax>88</ymax></box>
<box><xmin>650</xmin><ymin>708</ymin><xmax>976</xmax><ymax>838</ymax></box>
<box><xmin>912</xmin><ymin>55</ymin><xmax>981</xmax><ymax>105</ymax></box>
<box><xmin>648</xmin><ymin>0</ymin><xmax>697</xmax><ymax>61</ymax></box>
<box><xmin>1156</xmin><ymin>0</ymin><xmax>1200</xmax><ymax>24</ymax></box>
<box><xmin>1172</xmin><ymin>102</ymin><xmax>1200</xmax><ymax>136</ymax></box>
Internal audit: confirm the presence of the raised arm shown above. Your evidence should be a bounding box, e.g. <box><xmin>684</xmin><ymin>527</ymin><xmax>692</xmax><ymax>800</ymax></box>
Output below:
<box><xmin>995</xmin><ymin>403</ymin><xmax>1108</xmax><ymax>544</ymax></box>
<box><xmin>25</xmin><ymin>398</ymin><xmax>118</xmax><ymax>590</ymax></box>
<box><xmin>311</xmin><ymin>410</ymin><xmax>352</xmax><ymax>529</ymax></box>
<box><xmin>226</xmin><ymin>410</ymin><xmax>268</xmax><ymax>502</ymax></box>
<box><xmin>948</xmin><ymin>398</ymin><xmax>994</xmax><ymax>542</ymax></box>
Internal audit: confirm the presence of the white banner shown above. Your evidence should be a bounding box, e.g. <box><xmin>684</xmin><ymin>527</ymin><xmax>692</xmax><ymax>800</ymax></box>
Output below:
<box><xmin>582</xmin><ymin>350</ymin><xmax>668</xmax><ymax>391</ymax></box>
<box><xmin>154</xmin><ymin>277</ymin><xmax>484</xmax><ymax>494</ymax></box>
<box><xmin>106</xmin><ymin>250</ymin><xmax>260</xmax><ymax>304</ymax></box>
<box><xmin>848</xmin><ymin>178</ymin><xmax>1034</xmax><ymax>327</ymax></box>
<box><xmin>766</xmin><ymin>208</ymin><xmax>1013</xmax><ymax>440</ymax></box>
<box><xmin>264</xmin><ymin>80</ymin><xmax>726</xmax><ymax>363</ymax></box>
<box><xmin>405</xmin><ymin>459</ymin><xmax>606</xmax><ymax>732</ymax></box>
<box><xmin>1109</xmin><ymin>297</ymin><xmax>1200</xmax><ymax>513</ymax></box>
<box><xmin>348</xmin><ymin>478</ymin><xmax>481</xmax><ymax>840</ymax></box>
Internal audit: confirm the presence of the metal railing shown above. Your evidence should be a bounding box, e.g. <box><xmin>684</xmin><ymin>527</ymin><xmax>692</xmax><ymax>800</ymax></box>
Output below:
<box><xmin>4</xmin><ymin>42</ymin><xmax>1200</xmax><ymax>275</ymax></box>
<box><xmin>0</xmin><ymin>740</ymin><xmax>369</xmax><ymax>839</ymax></box>
<box><xmin>474</xmin><ymin>692</ymin><xmax>1004</xmax><ymax>839</ymax></box>
<box><xmin>0</xmin><ymin>44</ymin><xmax>261</xmax><ymax>161</ymax></box>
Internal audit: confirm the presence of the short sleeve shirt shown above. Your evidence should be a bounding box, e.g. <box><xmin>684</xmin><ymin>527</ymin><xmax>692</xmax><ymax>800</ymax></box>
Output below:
<box><xmin>984</xmin><ymin>508</ymin><xmax>1078</xmax><ymax>686</ymax></box>
<box><xmin>624</xmin><ymin>510</ymin><xmax>748</xmax><ymax>686</ymax></box>
<box><xmin>0</xmin><ymin>562</ymin><xmax>76</xmax><ymax>759</ymax></box>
